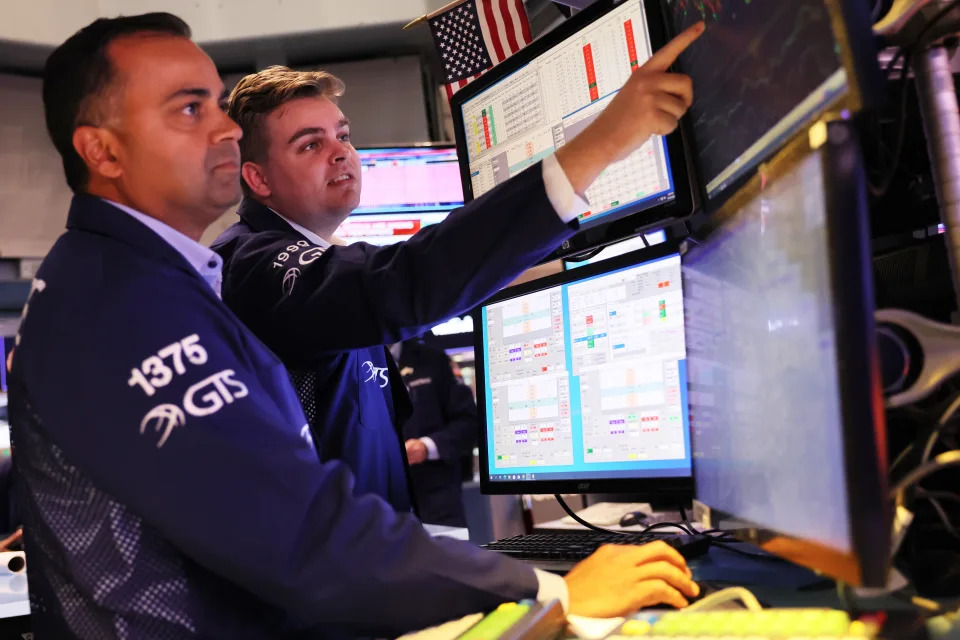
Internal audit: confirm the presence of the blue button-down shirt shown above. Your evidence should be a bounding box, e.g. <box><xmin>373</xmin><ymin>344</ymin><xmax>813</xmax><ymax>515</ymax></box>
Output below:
<box><xmin>103</xmin><ymin>199</ymin><xmax>223</xmax><ymax>297</ymax></box>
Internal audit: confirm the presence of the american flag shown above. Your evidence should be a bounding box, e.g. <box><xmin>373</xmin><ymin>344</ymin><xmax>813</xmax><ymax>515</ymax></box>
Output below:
<box><xmin>429</xmin><ymin>0</ymin><xmax>533</xmax><ymax>101</ymax></box>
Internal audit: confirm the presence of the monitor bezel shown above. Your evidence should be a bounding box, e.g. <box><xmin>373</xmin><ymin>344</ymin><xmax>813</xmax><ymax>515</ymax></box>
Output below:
<box><xmin>666</xmin><ymin>0</ymin><xmax>883</xmax><ymax>214</ymax></box>
<box><xmin>450</xmin><ymin>0</ymin><xmax>695</xmax><ymax>263</ymax></box>
<box><xmin>473</xmin><ymin>241</ymin><xmax>693</xmax><ymax>498</ymax></box>
<box><xmin>684</xmin><ymin>119</ymin><xmax>891</xmax><ymax>587</ymax></box>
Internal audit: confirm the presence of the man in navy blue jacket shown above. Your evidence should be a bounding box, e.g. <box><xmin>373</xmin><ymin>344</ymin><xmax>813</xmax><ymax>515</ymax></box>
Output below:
<box><xmin>9</xmin><ymin>12</ymin><xmax>701</xmax><ymax>638</ymax></box>
<box><xmin>213</xmin><ymin>39</ymin><xmax>703</xmax><ymax>515</ymax></box>
<box><xmin>393</xmin><ymin>339</ymin><xmax>478</xmax><ymax>527</ymax></box>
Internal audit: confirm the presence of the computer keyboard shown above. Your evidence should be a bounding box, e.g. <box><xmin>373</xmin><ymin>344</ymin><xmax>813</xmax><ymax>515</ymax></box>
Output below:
<box><xmin>612</xmin><ymin>609</ymin><xmax>871</xmax><ymax>638</ymax></box>
<box><xmin>482</xmin><ymin>532</ymin><xmax>710</xmax><ymax>572</ymax></box>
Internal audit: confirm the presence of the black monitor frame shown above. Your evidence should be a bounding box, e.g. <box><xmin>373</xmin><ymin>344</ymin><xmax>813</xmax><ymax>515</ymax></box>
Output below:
<box><xmin>450</xmin><ymin>0</ymin><xmax>695</xmax><ymax>263</ymax></box>
<box><xmin>686</xmin><ymin>119</ymin><xmax>891</xmax><ymax>587</ymax></box>
<box><xmin>473</xmin><ymin>241</ymin><xmax>692</xmax><ymax>500</ymax></box>
<box><xmin>666</xmin><ymin>0</ymin><xmax>883</xmax><ymax>214</ymax></box>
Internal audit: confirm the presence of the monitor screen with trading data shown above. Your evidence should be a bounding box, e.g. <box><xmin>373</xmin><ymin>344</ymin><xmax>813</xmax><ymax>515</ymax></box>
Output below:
<box><xmin>475</xmin><ymin>245</ymin><xmax>692</xmax><ymax>497</ymax></box>
<box><xmin>683</xmin><ymin>122</ymin><xmax>889</xmax><ymax>586</ymax></box>
<box><xmin>334</xmin><ymin>146</ymin><xmax>463</xmax><ymax>244</ymax></box>
<box><xmin>451</xmin><ymin>0</ymin><xmax>692</xmax><ymax>260</ymax></box>
<box><xmin>666</xmin><ymin>0</ymin><xmax>871</xmax><ymax>206</ymax></box>
<box><xmin>335</xmin><ymin>212</ymin><xmax>448</xmax><ymax>245</ymax></box>
<box><xmin>352</xmin><ymin>146</ymin><xmax>463</xmax><ymax>215</ymax></box>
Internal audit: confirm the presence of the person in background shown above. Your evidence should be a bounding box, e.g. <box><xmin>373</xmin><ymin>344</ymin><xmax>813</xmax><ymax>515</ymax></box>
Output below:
<box><xmin>392</xmin><ymin>338</ymin><xmax>477</xmax><ymax>527</ymax></box>
<box><xmin>9</xmin><ymin>12</ymin><xmax>702</xmax><ymax>637</ymax></box>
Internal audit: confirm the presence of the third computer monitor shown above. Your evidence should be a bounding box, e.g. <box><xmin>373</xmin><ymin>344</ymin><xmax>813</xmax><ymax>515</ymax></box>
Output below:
<box><xmin>335</xmin><ymin>145</ymin><xmax>463</xmax><ymax>245</ymax></box>
<box><xmin>665</xmin><ymin>0</ymin><xmax>879</xmax><ymax>209</ymax></box>
<box><xmin>475</xmin><ymin>243</ymin><xmax>692</xmax><ymax>499</ymax></box>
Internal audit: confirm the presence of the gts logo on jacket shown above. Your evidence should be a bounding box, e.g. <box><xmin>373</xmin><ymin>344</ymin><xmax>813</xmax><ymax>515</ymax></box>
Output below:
<box><xmin>362</xmin><ymin>361</ymin><xmax>389</xmax><ymax>388</ymax></box>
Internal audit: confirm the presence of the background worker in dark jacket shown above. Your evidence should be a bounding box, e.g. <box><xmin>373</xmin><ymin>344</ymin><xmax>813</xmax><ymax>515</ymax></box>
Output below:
<box><xmin>392</xmin><ymin>339</ymin><xmax>477</xmax><ymax>527</ymax></box>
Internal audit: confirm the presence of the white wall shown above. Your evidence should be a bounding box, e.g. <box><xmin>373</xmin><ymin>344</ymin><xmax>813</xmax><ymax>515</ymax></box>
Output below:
<box><xmin>0</xmin><ymin>0</ymin><xmax>445</xmax><ymax>46</ymax></box>
<box><xmin>0</xmin><ymin>74</ymin><xmax>73</xmax><ymax>258</ymax></box>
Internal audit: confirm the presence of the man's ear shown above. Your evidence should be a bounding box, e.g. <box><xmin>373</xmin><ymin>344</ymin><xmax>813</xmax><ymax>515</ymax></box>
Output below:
<box><xmin>72</xmin><ymin>126</ymin><xmax>122</xmax><ymax>181</ymax></box>
<box><xmin>241</xmin><ymin>161</ymin><xmax>271</xmax><ymax>198</ymax></box>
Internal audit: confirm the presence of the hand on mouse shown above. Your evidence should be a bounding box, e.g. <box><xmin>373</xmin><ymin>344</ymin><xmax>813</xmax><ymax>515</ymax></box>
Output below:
<box><xmin>564</xmin><ymin>540</ymin><xmax>700</xmax><ymax>617</ymax></box>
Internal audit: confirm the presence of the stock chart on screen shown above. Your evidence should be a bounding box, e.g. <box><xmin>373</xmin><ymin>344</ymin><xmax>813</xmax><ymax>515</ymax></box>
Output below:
<box><xmin>482</xmin><ymin>254</ymin><xmax>690</xmax><ymax>481</ymax></box>
<box><xmin>460</xmin><ymin>0</ymin><xmax>676</xmax><ymax>228</ymax></box>
<box><xmin>353</xmin><ymin>147</ymin><xmax>464</xmax><ymax>214</ymax></box>
<box><xmin>666</xmin><ymin>0</ymin><xmax>846</xmax><ymax>200</ymax></box>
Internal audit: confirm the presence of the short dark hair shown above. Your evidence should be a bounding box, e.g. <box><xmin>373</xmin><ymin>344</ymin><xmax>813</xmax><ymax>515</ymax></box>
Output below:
<box><xmin>227</xmin><ymin>66</ymin><xmax>345</xmax><ymax>197</ymax></box>
<box><xmin>43</xmin><ymin>13</ymin><xmax>191</xmax><ymax>193</ymax></box>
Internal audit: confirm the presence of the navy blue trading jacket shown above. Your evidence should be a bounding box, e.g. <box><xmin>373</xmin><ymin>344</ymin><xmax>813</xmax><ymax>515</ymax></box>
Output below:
<box><xmin>398</xmin><ymin>340</ymin><xmax>478</xmax><ymax>527</ymax></box>
<box><xmin>211</xmin><ymin>162</ymin><xmax>576</xmax><ymax>513</ymax></box>
<box><xmin>9</xmin><ymin>195</ymin><xmax>539</xmax><ymax>639</ymax></box>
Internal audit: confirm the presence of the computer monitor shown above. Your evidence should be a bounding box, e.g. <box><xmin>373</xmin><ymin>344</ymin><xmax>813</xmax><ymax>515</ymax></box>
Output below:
<box><xmin>334</xmin><ymin>145</ymin><xmax>464</xmax><ymax>244</ymax></box>
<box><xmin>0</xmin><ymin>336</ymin><xmax>11</xmax><ymax>393</ymax></box>
<box><xmin>564</xmin><ymin>230</ymin><xmax>667</xmax><ymax>270</ymax></box>
<box><xmin>665</xmin><ymin>0</ymin><xmax>880</xmax><ymax>209</ymax></box>
<box><xmin>451</xmin><ymin>0</ymin><xmax>693</xmax><ymax>261</ymax></box>
<box><xmin>474</xmin><ymin>242</ymin><xmax>692</xmax><ymax>499</ymax></box>
<box><xmin>335</xmin><ymin>212</ymin><xmax>449</xmax><ymax>245</ymax></box>
<box><xmin>683</xmin><ymin>120</ymin><xmax>890</xmax><ymax>587</ymax></box>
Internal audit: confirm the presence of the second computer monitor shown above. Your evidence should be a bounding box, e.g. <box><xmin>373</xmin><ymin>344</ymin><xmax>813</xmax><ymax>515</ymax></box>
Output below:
<box><xmin>683</xmin><ymin>121</ymin><xmax>890</xmax><ymax>587</ymax></box>
<box><xmin>475</xmin><ymin>243</ymin><xmax>692</xmax><ymax>499</ymax></box>
<box><xmin>335</xmin><ymin>145</ymin><xmax>463</xmax><ymax>245</ymax></box>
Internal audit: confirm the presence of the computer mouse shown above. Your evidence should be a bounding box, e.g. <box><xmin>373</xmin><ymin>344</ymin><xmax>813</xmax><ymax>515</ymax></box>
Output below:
<box><xmin>619</xmin><ymin>511</ymin><xmax>648</xmax><ymax>528</ymax></box>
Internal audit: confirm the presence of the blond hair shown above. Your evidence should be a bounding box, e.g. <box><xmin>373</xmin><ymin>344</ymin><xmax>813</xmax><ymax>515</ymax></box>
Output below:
<box><xmin>227</xmin><ymin>66</ymin><xmax>345</xmax><ymax>195</ymax></box>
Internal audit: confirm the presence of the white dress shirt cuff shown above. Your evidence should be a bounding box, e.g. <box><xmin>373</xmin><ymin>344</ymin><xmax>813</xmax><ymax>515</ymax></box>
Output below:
<box><xmin>419</xmin><ymin>437</ymin><xmax>440</xmax><ymax>461</ymax></box>
<box><xmin>541</xmin><ymin>153</ymin><xmax>590</xmax><ymax>224</ymax></box>
<box><xmin>533</xmin><ymin>568</ymin><xmax>570</xmax><ymax>613</ymax></box>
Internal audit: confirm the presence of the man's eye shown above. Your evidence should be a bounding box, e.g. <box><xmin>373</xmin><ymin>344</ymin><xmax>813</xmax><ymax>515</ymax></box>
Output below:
<box><xmin>303</xmin><ymin>142</ymin><xmax>317</xmax><ymax>152</ymax></box>
<box><xmin>339</xmin><ymin>133</ymin><xmax>351</xmax><ymax>142</ymax></box>
<box><xmin>182</xmin><ymin>103</ymin><xmax>200</xmax><ymax>117</ymax></box>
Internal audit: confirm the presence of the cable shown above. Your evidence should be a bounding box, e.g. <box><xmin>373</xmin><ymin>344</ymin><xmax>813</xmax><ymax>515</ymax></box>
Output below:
<box><xmin>871</xmin><ymin>45</ymin><xmax>916</xmax><ymax>196</ymax></box>
<box><xmin>836</xmin><ymin>580</ymin><xmax>857</xmax><ymax>614</ymax></box>
<box><xmin>684</xmin><ymin>586</ymin><xmax>764</xmax><ymax>613</ymax></box>
<box><xmin>639</xmin><ymin>521</ymin><xmax>697</xmax><ymax>536</ymax></box>
<box><xmin>915</xmin><ymin>488</ymin><xmax>960</xmax><ymax>504</ymax></box>
<box><xmin>870</xmin><ymin>0</ymin><xmax>960</xmax><ymax>197</ymax></box>
<box><xmin>678</xmin><ymin>503</ymin><xmax>688</xmax><ymax>524</ymax></box>
<box><xmin>891</xmin><ymin>442</ymin><xmax>915</xmax><ymax>473</ymax></box>
<box><xmin>915</xmin><ymin>489</ymin><xmax>960</xmax><ymax>541</ymax></box>
<box><xmin>921</xmin><ymin>393</ymin><xmax>960</xmax><ymax>464</ymax></box>
<box><xmin>563</xmin><ymin>246</ymin><xmax>605</xmax><ymax>264</ymax></box>
<box><xmin>553</xmin><ymin>496</ymin><xmax>701</xmax><ymax>537</ymax></box>
<box><xmin>926</xmin><ymin>495</ymin><xmax>960</xmax><ymax>541</ymax></box>
<box><xmin>890</xmin><ymin>450</ymin><xmax>960</xmax><ymax>498</ymax></box>
<box><xmin>553</xmin><ymin>494</ymin><xmax>624</xmax><ymax>535</ymax></box>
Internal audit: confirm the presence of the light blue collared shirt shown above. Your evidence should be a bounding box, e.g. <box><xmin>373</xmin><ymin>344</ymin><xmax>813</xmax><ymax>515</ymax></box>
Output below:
<box><xmin>103</xmin><ymin>199</ymin><xmax>223</xmax><ymax>298</ymax></box>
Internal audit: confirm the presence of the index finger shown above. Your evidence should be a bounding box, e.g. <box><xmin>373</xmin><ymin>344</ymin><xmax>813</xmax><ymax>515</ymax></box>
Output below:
<box><xmin>643</xmin><ymin>21</ymin><xmax>705</xmax><ymax>72</ymax></box>
<box><xmin>618</xmin><ymin>540</ymin><xmax>691</xmax><ymax>572</ymax></box>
